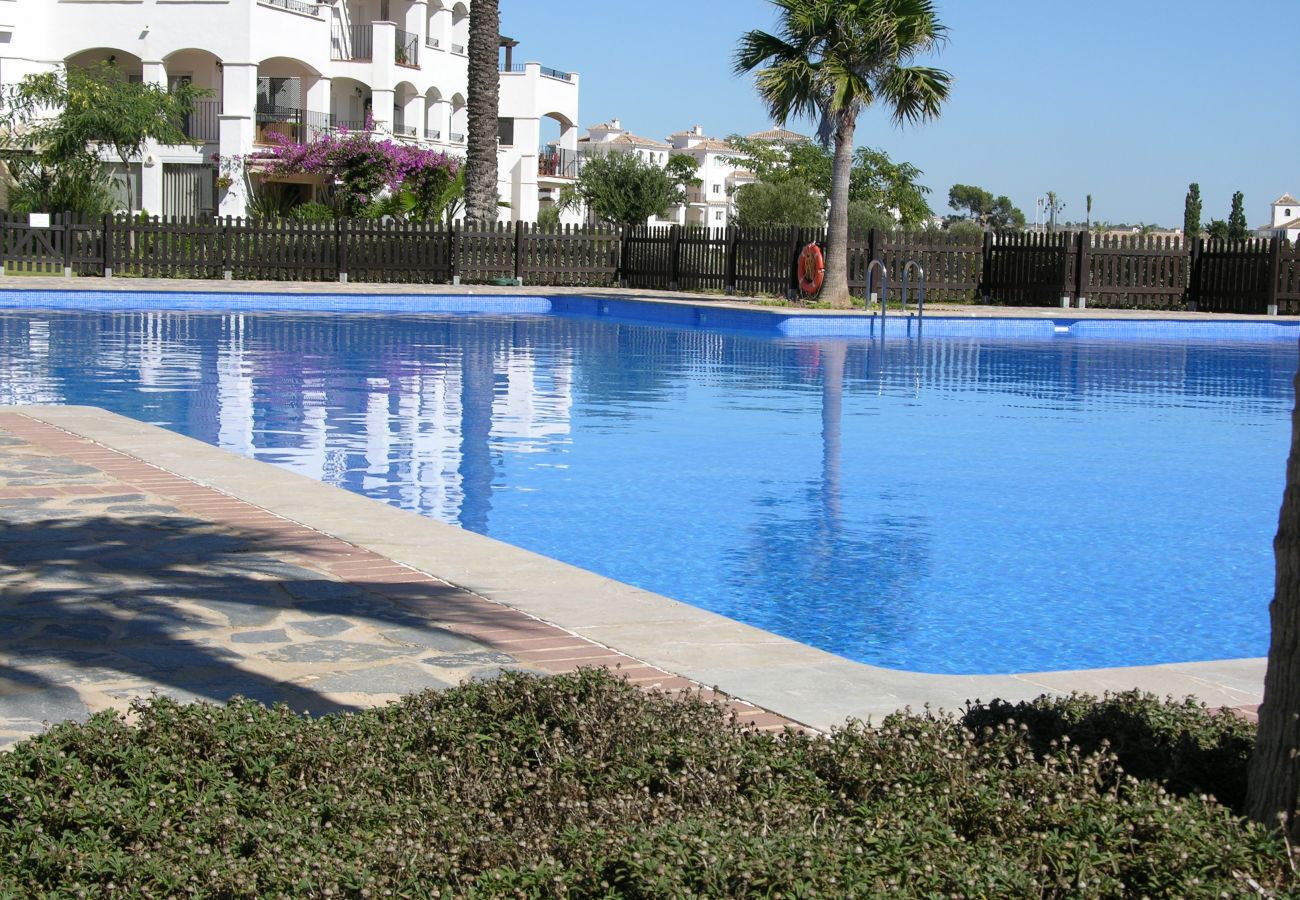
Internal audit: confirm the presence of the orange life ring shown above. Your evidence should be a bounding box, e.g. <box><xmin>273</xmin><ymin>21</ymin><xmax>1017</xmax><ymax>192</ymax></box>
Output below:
<box><xmin>798</xmin><ymin>242</ymin><xmax>825</xmax><ymax>296</ymax></box>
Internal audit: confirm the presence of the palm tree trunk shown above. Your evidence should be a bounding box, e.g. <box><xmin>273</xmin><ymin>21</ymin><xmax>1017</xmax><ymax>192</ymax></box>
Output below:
<box><xmin>1247</xmin><ymin>354</ymin><xmax>1300</xmax><ymax>840</ymax></box>
<box><xmin>464</xmin><ymin>0</ymin><xmax>500</xmax><ymax>226</ymax></box>
<box><xmin>822</xmin><ymin>115</ymin><xmax>856</xmax><ymax>309</ymax></box>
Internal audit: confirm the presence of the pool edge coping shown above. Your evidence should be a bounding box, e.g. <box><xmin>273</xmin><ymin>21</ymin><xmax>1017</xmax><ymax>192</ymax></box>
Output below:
<box><xmin>9</xmin><ymin>405</ymin><xmax>1267</xmax><ymax>730</ymax></box>
<box><xmin>0</xmin><ymin>278</ymin><xmax>1297</xmax><ymax>323</ymax></box>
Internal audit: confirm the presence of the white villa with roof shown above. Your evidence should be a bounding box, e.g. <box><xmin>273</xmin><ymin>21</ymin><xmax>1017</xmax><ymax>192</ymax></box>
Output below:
<box><xmin>0</xmin><ymin>0</ymin><xmax>579</xmax><ymax>222</ymax></box>
<box><xmin>1256</xmin><ymin>194</ymin><xmax>1300</xmax><ymax>241</ymax></box>
<box><xmin>560</xmin><ymin>121</ymin><xmax>810</xmax><ymax>227</ymax></box>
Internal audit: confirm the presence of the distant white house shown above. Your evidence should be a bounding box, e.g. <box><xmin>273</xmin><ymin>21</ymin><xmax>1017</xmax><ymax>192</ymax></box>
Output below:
<box><xmin>1255</xmin><ymin>193</ymin><xmax>1300</xmax><ymax>241</ymax></box>
<box><xmin>566</xmin><ymin>120</ymin><xmax>810</xmax><ymax>228</ymax></box>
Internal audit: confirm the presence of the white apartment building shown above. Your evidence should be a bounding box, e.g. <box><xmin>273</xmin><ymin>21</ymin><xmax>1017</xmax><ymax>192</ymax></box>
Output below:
<box><xmin>0</xmin><ymin>0</ymin><xmax>579</xmax><ymax>222</ymax></box>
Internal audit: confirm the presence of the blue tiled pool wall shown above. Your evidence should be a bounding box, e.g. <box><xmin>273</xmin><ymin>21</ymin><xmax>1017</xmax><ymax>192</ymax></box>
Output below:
<box><xmin>1</xmin><ymin>288</ymin><xmax>1299</xmax><ymax>340</ymax></box>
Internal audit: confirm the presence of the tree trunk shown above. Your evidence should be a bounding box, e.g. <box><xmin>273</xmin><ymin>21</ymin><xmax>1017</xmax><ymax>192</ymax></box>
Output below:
<box><xmin>464</xmin><ymin>0</ymin><xmax>500</xmax><ymax>226</ymax></box>
<box><xmin>1247</xmin><ymin>350</ymin><xmax>1300</xmax><ymax>841</ymax></box>
<box><xmin>821</xmin><ymin>115</ymin><xmax>856</xmax><ymax>309</ymax></box>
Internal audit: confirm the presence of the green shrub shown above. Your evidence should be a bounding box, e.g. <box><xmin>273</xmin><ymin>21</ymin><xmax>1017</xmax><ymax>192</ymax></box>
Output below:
<box><xmin>287</xmin><ymin>201</ymin><xmax>335</xmax><ymax>223</ymax></box>
<box><xmin>961</xmin><ymin>690</ymin><xmax>1257</xmax><ymax>812</ymax></box>
<box><xmin>0</xmin><ymin>670</ymin><xmax>1289</xmax><ymax>897</ymax></box>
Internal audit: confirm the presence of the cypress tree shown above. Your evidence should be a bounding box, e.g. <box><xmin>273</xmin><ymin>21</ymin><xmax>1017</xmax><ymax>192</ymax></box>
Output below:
<box><xmin>1228</xmin><ymin>191</ymin><xmax>1248</xmax><ymax>240</ymax></box>
<box><xmin>1183</xmin><ymin>183</ymin><xmax>1201</xmax><ymax>242</ymax></box>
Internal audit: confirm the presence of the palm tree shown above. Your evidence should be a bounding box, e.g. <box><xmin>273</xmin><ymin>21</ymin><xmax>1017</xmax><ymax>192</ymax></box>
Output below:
<box><xmin>1247</xmin><ymin>361</ymin><xmax>1300</xmax><ymax>841</ymax></box>
<box><xmin>735</xmin><ymin>0</ymin><xmax>951</xmax><ymax>309</ymax></box>
<box><xmin>464</xmin><ymin>0</ymin><xmax>500</xmax><ymax>225</ymax></box>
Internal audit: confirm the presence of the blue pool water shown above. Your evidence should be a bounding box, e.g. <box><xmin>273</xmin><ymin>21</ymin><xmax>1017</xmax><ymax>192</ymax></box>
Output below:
<box><xmin>0</xmin><ymin>301</ymin><xmax>1294</xmax><ymax>674</ymax></box>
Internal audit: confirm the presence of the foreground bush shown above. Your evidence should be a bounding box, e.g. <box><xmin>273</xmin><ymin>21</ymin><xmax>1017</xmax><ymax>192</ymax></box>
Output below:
<box><xmin>0</xmin><ymin>670</ymin><xmax>1291</xmax><ymax>897</ymax></box>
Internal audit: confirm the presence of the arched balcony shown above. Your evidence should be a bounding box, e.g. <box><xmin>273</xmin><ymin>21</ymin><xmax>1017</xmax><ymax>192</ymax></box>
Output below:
<box><xmin>449</xmin><ymin>93</ymin><xmax>467</xmax><ymax>146</ymax></box>
<box><xmin>330</xmin><ymin>77</ymin><xmax>372</xmax><ymax>132</ymax></box>
<box><xmin>255</xmin><ymin>57</ymin><xmax>329</xmax><ymax>145</ymax></box>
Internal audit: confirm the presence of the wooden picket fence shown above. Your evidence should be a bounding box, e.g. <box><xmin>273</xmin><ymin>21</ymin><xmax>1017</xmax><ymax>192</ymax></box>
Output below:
<box><xmin>0</xmin><ymin>213</ymin><xmax>1296</xmax><ymax>314</ymax></box>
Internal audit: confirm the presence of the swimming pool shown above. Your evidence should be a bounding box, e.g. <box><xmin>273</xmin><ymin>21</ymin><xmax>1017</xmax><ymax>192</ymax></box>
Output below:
<box><xmin>0</xmin><ymin>296</ymin><xmax>1294</xmax><ymax>674</ymax></box>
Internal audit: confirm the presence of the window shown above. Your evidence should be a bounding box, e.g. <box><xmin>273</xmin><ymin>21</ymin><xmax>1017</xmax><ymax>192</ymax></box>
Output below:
<box><xmin>1287</xmin><ymin>208</ymin><xmax>1293</xmax><ymax>217</ymax></box>
<box><xmin>714</xmin><ymin>210</ymin><xmax>724</xmax><ymax>221</ymax></box>
<box><xmin>712</xmin><ymin>184</ymin><xmax>721</xmax><ymax>193</ymax></box>
<box><xmin>497</xmin><ymin>117</ymin><xmax>514</xmax><ymax>146</ymax></box>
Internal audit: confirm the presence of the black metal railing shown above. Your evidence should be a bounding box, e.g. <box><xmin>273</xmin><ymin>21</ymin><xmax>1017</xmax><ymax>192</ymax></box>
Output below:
<box><xmin>425</xmin><ymin>127</ymin><xmax>441</xmax><ymax>141</ymax></box>
<box><xmin>331</xmin><ymin>21</ymin><xmax>373</xmax><ymax>60</ymax></box>
<box><xmin>261</xmin><ymin>0</ymin><xmax>320</xmax><ymax>15</ymax></box>
<box><xmin>498</xmin><ymin>62</ymin><xmax>573</xmax><ymax>81</ymax></box>
<box><xmin>450</xmin><ymin>132</ymin><xmax>465</xmax><ymax>144</ymax></box>
<box><xmin>395</xmin><ymin>28</ymin><xmax>419</xmax><ymax>66</ymax></box>
<box><xmin>451</xmin><ymin>43</ymin><xmax>466</xmax><ymax>55</ymax></box>
<box><xmin>538</xmin><ymin>147</ymin><xmax>582</xmax><ymax>179</ymax></box>
<box><xmin>425</xmin><ymin>35</ymin><xmax>440</xmax><ymax>49</ymax></box>
<box><xmin>393</xmin><ymin>124</ymin><xmax>417</xmax><ymax>137</ymax></box>
<box><xmin>255</xmin><ymin>104</ymin><xmax>332</xmax><ymax>144</ymax></box>
<box><xmin>180</xmin><ymin>99</ymin><xmax>222</xmax><ymax>143</ymax></box>
<box><xmin>331</xmin><ymin>118</ymin><xmax>369</xmax><ymax>132</ymax></box>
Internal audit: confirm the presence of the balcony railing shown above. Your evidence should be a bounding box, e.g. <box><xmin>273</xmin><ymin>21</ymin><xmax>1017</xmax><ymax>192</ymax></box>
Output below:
<box><xmin>332</xmin><ymin>118</ymin><xmax>369</xmax><ymax>132</ymax></box>
<box><xmin>499</xmin><ymin>62</ymin><xmax>574</xmax><ymax>82</ymax></box>
<box><xmin>450</xmin><ymin>132</ymin><xmax>465</xmax><ymax>144</ymax></box>
<box><xmin>393</xmin><ymin>124</ymin><xmax>417</xmax><ymax>137</ymax></box>
<box><xmin>255</xmin><ymin>104</ymin><xmax>332</xmax><ymax>144</ymax></box>
<box><xmin>180</xmin><ymin>99</ymin><xmax>222</xmax><ymax>143</ymax></box>
<box><xmin>538</xmin><ymin>147</ymin><xmax>581</xmax><ymax>179</ymax></box>
<box><xmin>425</xmin><ymin>36</ymin><xmax>440</xmax><ymax>49</ymax></box>
<box><xmin>395</xmin><ymin>28</ymin><xmax>419</xmax><ymax>67</ymax></box>
<box><xmin>424</xmin><ymin>127</ymin><xmax>441</xmax><ymax>141</ymax></box>
<box><xmin>331</xmin><ymin>21</ymin><xmax>373</xmax><ymax>60</ymax></box>
<box><xmin>451</xmin><ymin>43</ymin><xmax>466</xmax><ymax>55</ymax></box>
<box><xmin>261</xmin><ymin>0</ymin><xmax>320</xmax><ymax>15</ymax></box>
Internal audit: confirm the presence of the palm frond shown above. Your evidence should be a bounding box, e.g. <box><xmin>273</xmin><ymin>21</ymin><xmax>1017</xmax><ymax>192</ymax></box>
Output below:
<box><xmin>878</xmin><ymin>65</ymin><xmax>952</xmax><ymax>125</ymax></box>
<box><xmin>733</xmin><ymin>29</ymin><xmax>801</xmax><ymax>77</ymax></box>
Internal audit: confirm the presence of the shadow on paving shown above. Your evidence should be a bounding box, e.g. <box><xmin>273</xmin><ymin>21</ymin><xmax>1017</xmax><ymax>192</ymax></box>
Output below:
<box><xmin>0</xmin><ymin>512</ymin><xmax>514</xmax><ymax>731</ymax></box>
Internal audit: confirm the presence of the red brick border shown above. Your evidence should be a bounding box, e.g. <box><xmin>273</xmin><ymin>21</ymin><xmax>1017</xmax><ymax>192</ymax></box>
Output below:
<box><xmin>0</xmin><ymin>409</ymin><xmax>801</xmax><ymax>732</ymax></box>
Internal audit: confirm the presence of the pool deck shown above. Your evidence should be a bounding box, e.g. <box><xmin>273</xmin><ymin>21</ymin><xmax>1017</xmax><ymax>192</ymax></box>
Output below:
<box><xmin>0</xmin><ymin>403</ymin><xmax>1267</xmax><ymax>744</ymax></box>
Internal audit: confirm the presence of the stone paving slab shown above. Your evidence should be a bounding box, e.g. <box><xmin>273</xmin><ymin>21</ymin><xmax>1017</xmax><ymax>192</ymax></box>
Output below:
<box><xmin>0</xmin><ymin>411</ymin><xmax>767</xmax><ymax>750</ymax></box>
<box><xmin>2</xmin><ymin>405</ymin><xmax>1267</xmax><ymax>737</ymax></box>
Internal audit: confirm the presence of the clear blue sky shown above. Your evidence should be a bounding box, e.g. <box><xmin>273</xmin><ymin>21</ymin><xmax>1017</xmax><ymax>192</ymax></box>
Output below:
<box><xmin>500</xmin><ymin>0</ymin><xmax>1298</xmax><ymax>228</ymax></box>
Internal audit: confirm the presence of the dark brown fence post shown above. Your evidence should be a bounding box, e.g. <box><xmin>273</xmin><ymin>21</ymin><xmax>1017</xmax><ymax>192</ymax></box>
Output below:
<box><xmin>336</xmin><ymin>218</ymin><xmax>349</xmax><ymax>283</ymax></box>
<box><xmin>979</xmin><ymin>230</ymin><xmax>993</xmax><ymax>302</ymax></box>
<box><xmin>724</xmin><ymin>225</ymin><xmax>737</xmax><ymax>295</ymax></box>
<box><xmin>786</xmin><ymin>226</ymin><xmax>800</xmax><ymax>298</ymax></box>
<box><xmin>1187</xmin><ymin>238</ymin><xmax>1202</xmax><ymax>311</ymax></box>
<box><xmin>668</xmin><ymin>224</ymin><xmax>681</xmax><ymax>291</ymax></box>
<box><xmin>102</xmin><ymin>214</ymin><xmax>115</xmax><ymax>278</ymax></box>
<box><xmin>513</xmin><ymin>220</ymin><xmax>526</xmax><ymax>285</ymax></box>
<box><xmin>61</xmin><ymin>214</ymin><xmax>73</xmax><ymax>278</ymax></box>
<box><xmin>624</xmin><ymin>223</ymin><xmax>634</xmax><ymax>284</ymax></box>
<box><xmin>1072</xmin><ymin>230</ymin><xmax>1090</xmax><ymax>308</ymax></box>
<box><xmin>1267</xmin><ymin>235</ymin><xmax>1283</xmax><ymax>315</ymax></box>
<box><xmin>449</xmin><ymin>221</ymin><xmax>459</xmax><ymax>284</ymax></box>
<box><xmin>221</xmin><ymin>217</ymin><xmax>234</xmax><ymax>280</ymax></box>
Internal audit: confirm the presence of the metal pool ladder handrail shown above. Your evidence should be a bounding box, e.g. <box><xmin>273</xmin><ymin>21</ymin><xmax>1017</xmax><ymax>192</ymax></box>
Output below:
<box><xmin>865</xmin><ymin>259</ymin><xmax>889</xmax><ymax>318</ymax></box>
<box><xmin>901</xmin><ymin>260</ymin><xmax>926</xmax><ymax>319</ymax></box>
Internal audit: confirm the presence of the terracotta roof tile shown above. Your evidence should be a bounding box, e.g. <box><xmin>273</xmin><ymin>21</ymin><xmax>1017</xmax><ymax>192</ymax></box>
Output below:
<box><xmin>746</xmin><ymin>127</ymin><xmax>810</xmax><ymax>143</ymax></box>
